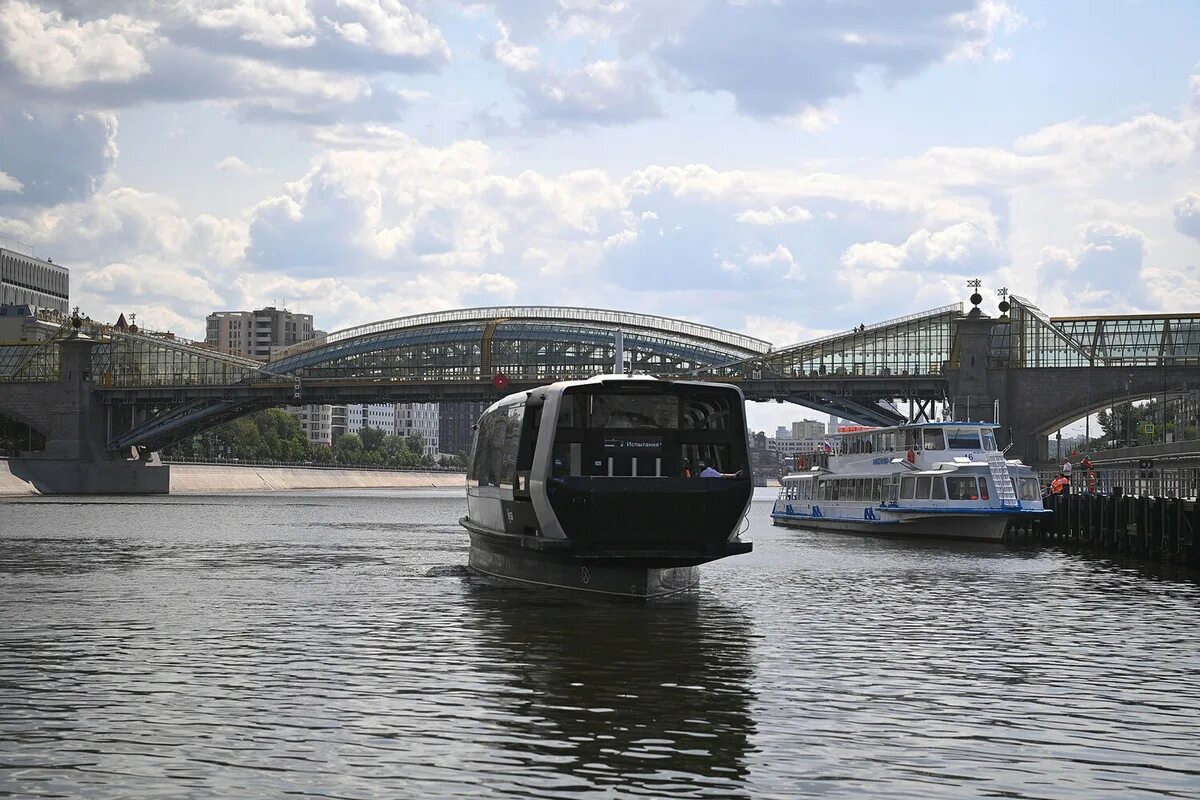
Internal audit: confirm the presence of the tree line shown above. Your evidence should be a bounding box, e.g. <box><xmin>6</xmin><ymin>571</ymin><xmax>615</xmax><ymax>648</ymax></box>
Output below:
<box><xmin>161</xmin><ymin>409</ymin><xmax>468</xmax><ymax>469</ymax></box>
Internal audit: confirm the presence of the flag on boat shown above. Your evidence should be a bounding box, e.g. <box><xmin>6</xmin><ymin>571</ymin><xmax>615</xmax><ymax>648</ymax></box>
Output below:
<box><xmin>822</xmin><ymin>441</ymin><xmax>833</xmax><ymax>453</ymax></box>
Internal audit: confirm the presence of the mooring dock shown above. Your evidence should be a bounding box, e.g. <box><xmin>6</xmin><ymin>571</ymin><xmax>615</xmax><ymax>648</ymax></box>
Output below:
<box><xmin>1006</xmin><ymin>492</ymin><xmax>1199</xmax><ymax>567</ymax></box>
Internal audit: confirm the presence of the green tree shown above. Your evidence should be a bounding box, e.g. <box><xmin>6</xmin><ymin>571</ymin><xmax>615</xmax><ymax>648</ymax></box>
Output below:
<box><xmin>360</xmin><ymin>425</ymin><xmax>386</xmax><ymax>453</ymax></box>
<box><xmin>335</xmin><ymin>432</ymin><xmax>363</xmax><ymax>464</ymax></box>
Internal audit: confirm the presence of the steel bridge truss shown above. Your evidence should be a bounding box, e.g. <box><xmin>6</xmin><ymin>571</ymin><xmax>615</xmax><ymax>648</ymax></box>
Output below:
<box><xmin>99</xmin><ymin>307</ymin><xmax>770</xmax><ymax>449</ymax></box>
<box><xmin>990</xmin><ymin>296</ymin><xmax>1200</xmax><ymax>368</ymax></box>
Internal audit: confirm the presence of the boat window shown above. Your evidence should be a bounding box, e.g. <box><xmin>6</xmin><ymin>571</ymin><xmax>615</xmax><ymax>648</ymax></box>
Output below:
<box><xmin>872</xmin><ymin>479</ymin><xmax>882</xmax><ymax>501</ymax></box>
<box><xmin>592</xmin><ymin>393</ymin><xmax>678</xmax><ymax>429</ymax></box>
<box><xmin>1019</xmin><ymin>477</ymin><xmax>1040</xmax><ymax>500</ymax></box>
<box><xmin>979</xmin><ymin>478</ymin><xmax>990</xmax><ymax>500</ymax></box>
<box><xmin>947</xmin><ymin>428</ymin><xmax>983</xmax><ymax>450</ymax></box>
<box><xmin>499</xmin><ymin>404</ymin><xmax>524</xmax><ymax>487</ymax></box>
<box><xmin>682</xmin><ymin>392</ymin><xmax>733</xmax><ymax>430</ymax></box>
<box><xmin>900</xmin><ymin>476</ymin><xmax>916</xmax><ymax>500</ymax></box>
<box><xmin>922</xmin><ymin>429</ymin><xmax>945</xmax><ymax>451</ymax></box>
<box><xmin>932</xmin><ymin>477</ymin><xmax>947</xmax><ymax>500</ymax></box>
<box><xmin>946</xmin><ymin>476</ymin><xmax>979</xmax><ymax>500</ymax></box>
<box><xmin>916</xmin><ymin>476</ymin><xmax>932</xmax><ymax>499</ymax></box>
<box><xmin>469</xmin><ymin>407</ymin><xmax>511</xmax><ymax>487</ymax></box>
<box><xmin>981</xmin><ymin>429</ymin><xmax>998</xmax><ymax>451</ymax></box>
<box><xmin>557</xmin><ymin>392</ymin><xmax>587</xmax><ymax>428</ymax></box>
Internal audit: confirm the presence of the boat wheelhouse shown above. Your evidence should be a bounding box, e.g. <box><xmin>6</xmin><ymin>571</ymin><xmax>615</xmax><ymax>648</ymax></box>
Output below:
<box><xmin>771</xmin><ymin>422</ymin><xmax>1047</xmax><ymax>541</ymax></box>
<box><xmin>462</xmin><ymin>375</ymin><xmax>754</xmax><ymax>598</ymax></box>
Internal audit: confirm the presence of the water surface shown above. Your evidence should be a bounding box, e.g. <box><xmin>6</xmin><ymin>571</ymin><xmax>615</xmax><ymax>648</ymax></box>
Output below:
<box><xmin>2</xmin><ymin>489</ymin><xmax>1198</xmax><ymax>798</ymax></box>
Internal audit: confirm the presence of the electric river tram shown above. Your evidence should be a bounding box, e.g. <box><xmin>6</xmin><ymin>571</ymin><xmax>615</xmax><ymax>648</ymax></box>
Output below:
<box><xmin>461</xmin><ymin>375</ymin><xmax>754</xmax><ymax>598</ymax></box>
<box><xmin>771</xmin><ymin>422</ymin><xmax>1048</xmax><ymax>541</ymax></box>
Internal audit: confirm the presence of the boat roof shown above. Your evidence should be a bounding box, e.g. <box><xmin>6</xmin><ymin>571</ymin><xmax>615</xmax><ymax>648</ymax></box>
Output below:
<box><xmin>830</xmin><ymin>421</ymin><xmax>1000</xmax><ymax>436</ymax></box>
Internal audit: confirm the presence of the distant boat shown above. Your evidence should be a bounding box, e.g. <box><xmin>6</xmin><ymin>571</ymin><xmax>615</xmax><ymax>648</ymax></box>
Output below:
<box><xmin>461</xmin><ymin>375</ymin><xmax>754</xmax><ymax>598</ymax></box>
<box><xmin>771</xmin><ymin>422</ymin><xmax>1047</xmax><ymax>541</ymax></box>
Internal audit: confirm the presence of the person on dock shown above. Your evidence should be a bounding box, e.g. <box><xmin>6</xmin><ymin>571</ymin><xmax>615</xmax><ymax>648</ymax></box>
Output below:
<box><xmin>1061</xmin><ymin>458</ymin><xmax>1073</xmax><ymax>480</ymax></box>
<box><xmin>1050</xmin><ymin>473</ymin><xmax>1070</xmax><ymax>495</ymax></box>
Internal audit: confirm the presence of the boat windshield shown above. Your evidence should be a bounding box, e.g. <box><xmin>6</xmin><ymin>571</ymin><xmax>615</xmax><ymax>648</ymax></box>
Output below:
<box><xmin>551</xmin><ymin>386</ymin><xmax>746</xmax><ymax>478</ymax></box>
<box><xmin>922</xmin><ymin>428</ymin><xmax>945</xmax><ymax>451</ymax></box>
<box><xmin>981</xmin><ymin>428</ymin><xmax>998</xmax><ymax>451</ymax></box>
<box><xmin>946</xmin><ymin>428</ymin><xmax>983</xmax><ymax>450</ymax></box>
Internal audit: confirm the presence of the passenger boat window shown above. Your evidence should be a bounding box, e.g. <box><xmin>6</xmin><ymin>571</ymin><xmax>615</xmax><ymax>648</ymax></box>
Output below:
<box><xmin>981</xmin><ymin>429</ymin><xmax>998</xmax><ymax>451</ymax></box>
<box><xmin>904</xmin><ymin>430</ymin><xmax>920</xmax><ymax>451</ymax></box>
<box><xmin>931</xmin><ymin>477</ymin><xmax>947</xmax><ymax>499</ymax></box>
<box><xmin>922</xmin><ymin>429</ymin><xmax>945</xmax><ymax>451</ymax></box>
<box><xmin>979</xmin><ymin>478</ymin><xmax>990</xmax><ymax>500</ymax></box>
<box><xmin>900</xmin><ymin>476</ymin><xmax>916</xmax><ymax>500</ymax></box>
<box><xmin>947</xmin><ymin>429</ymin><xmax>983</xmax><ymax>450</ymax></box>
<box><xmin>872</xmin><ymin>479</ymin><xmax>882</xmax><ymax>501</ymax></box>
<box><xmin>946</xmin><ymin>476</ymin><xmax>979</xmax><ymax>500</ymax></box>
<box><xmin>1018</xmin><ymin>477</ymin><xmax>1040</xmax><ymax>500</ymax></box>
<box><xmin>916</xmin><ymin>476</ymin><xmax>932</xmax><ymax>499</ymax></box>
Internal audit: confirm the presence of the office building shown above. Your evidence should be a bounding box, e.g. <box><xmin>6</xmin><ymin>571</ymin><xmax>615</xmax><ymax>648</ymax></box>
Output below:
<box><xmin>775</xmin><ymin>426</ymin><xmax>791</xmax><ymax>440</ymax></box>
<box><xmin>1</xmin><ymin>245</ymin><xmax>69</xmax><ymax>314</ymax></box>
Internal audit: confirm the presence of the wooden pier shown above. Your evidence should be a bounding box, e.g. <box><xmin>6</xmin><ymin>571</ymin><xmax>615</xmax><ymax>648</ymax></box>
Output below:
<box><xmin>1006</xmin><ymin>492</ymin><xmax>1199</xmax><ymax>566</ymax></box>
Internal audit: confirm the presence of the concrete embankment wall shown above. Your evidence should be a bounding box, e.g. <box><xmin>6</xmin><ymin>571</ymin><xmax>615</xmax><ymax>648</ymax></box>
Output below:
<box><xmin>170</xmin><ymin>464</ymin><xmax>465</xmax><ymax>494</ymax></box>
<box><xmin>0</xmin><ymin>460</ymin><xmax>465</xmax><ymax>496</ymax></box>
<box><xmin>0</xmin><ymin>461</ymin><xmax>37</xmax><ymax>496</ymax></box>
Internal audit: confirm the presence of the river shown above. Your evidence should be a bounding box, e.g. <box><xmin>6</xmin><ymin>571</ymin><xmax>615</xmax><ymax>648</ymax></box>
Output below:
<box><xmin>2</xmin><ymin>488</ymin><xmax>1198</xmax><ymax>799</ymax></box>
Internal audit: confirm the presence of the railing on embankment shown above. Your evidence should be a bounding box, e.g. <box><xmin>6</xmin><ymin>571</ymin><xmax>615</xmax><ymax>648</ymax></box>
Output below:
<box><xmin>1037</xmin><ymin>466</ymin><xmax>1200</xmax><ymax>500</ymax></box>
<box><xmin>1006</xmin><ymin>492</ymin><xmax>1199</xmax><ymax>567</ymax></box>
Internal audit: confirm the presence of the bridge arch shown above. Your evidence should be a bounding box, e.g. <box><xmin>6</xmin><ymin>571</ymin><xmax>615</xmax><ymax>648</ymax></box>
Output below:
<box><xmin>266</xmin><ymin>306</ymin><xmax>771</xmax><ymax>380</ymax></box>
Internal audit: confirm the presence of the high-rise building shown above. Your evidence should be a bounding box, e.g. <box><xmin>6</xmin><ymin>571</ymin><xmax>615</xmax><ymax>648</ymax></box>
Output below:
<box><xmin>439</xmin><ymin>400</ymin><xmax>488</xmax><ymax>457</ymax></box>
<box><xmin>396</xmin><ymin>402</ymin><xmax>439</xmax><ymax>456</ymax></box>
<box><xmin>1</xmin><ymin>245</ymin><xmax>69</xmax><ymax>314</ymax></box>
<box><xmin>204</xmin><ymin>304</ymin><xmax>332</xmax><ymax>445</ymax></box>
<box><xmin>205</xmin><ymin>306</ymin><xmax>315</xmax><ymax>360</ymax></box>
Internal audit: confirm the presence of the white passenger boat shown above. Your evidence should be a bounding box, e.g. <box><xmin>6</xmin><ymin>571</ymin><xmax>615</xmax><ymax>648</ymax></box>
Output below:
<box><xmin>771</xmin><ymin>422</ymin><xmax>1047</xmax><ymax>542</ymax></box>
<box><xmin>461</xmin><ymin>375</ymin><xmax>754</xmax><ymax>598</ymax></box>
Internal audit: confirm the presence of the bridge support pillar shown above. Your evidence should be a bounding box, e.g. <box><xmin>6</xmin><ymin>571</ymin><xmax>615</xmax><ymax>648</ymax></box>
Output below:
<box><xmin>5</xmin><ymin>329</ymin><xmax>170</xmax><ymax>494</ymax></box>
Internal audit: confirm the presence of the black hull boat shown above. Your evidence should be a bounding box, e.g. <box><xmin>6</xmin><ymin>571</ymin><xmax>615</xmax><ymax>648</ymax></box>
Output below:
<box><xmin>460</xmin><ymin>375</ymin><xmax>754</xmax><ymax>599</ymax></box>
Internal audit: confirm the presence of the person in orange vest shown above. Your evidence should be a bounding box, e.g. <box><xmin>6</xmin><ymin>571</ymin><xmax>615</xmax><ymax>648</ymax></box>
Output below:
<box><xmin>1050</xmin><ymin>473</ymin><xmax>1070</xmax><ymax>494</ymax></box>
<box><xmin>1087</xmin><ymin>470</ymin><xmax>1097</xmax><ymax>494</ymax></box>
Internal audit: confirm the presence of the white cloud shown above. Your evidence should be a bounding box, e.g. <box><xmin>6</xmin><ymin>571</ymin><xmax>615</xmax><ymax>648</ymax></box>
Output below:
<box><xmin>215</xmin><ymin>155</ymin><xmax>267</xmax><ymax>174</ymax></box>
<box><xmin>1036</xmin><ymin>221</ymin><xmax>1150</xmax><ymax>312</ymax></box>
<box><xmin>0</xmin><ymin>0</ymin><xmax>159</xmax><ymax>88</ymax></box>
<box><xmin>186</xmin><ymin>0</ymin><xmax>318</xmax><ymax>49</ymax></box>
<box><xmin>325</xmin><ymin>0</ymin><xmax>450</xmax><ymax>60</ymax></box>
<box><xmin>1015</xmin><ymin>114</ymin><xmax>1195</xmax><ymax>176</ymax></box>
<box><xmin>736</xmin><ymin>205</ymin><xmax>813</xmax><ymax>226</ymax></box>
<box><xmin>0</xmin><ymin>171</ymin><xmax>23</xmax><ymax>193</ymax></box>
<box><xmin>1174</xmin><ymin>193</ymin><xmax>1200</xmax><ymax>242</ymax></box>
<box><xmin>487</xmin><ymin>22</ymin><xmax>538</xmax><ymax>72</ymax></box>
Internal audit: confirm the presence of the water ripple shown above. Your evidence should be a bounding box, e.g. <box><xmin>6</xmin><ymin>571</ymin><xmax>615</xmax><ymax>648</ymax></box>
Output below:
<box><xmin>1</xmin><ymin>489</ymin><xmax>1198</xmax><ymax>798</ymax></box>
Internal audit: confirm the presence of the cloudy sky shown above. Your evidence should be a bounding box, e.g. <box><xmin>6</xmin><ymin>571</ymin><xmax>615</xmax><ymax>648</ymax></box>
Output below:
<box><xmin>1</xmin><ymin>0</ymin><xmax>1199</xmax><ymax>430</ymax></box>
